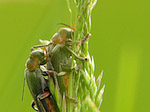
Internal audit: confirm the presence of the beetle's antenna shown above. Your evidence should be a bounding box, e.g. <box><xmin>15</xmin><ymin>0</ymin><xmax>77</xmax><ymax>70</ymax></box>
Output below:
<box><xmin>55</xmin><ymin>23</ymin><xmax>74</xmax><ymax>31</ymax></box>
<box><xmin>22</xmin><ymin>76</ymin><xmax>25</xmax><ymax>101</ymax></box>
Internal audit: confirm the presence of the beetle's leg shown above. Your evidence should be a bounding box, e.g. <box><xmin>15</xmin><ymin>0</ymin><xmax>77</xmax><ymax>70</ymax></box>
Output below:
<box><xmin>42</xmin><ymin>69</ymin><xmax>59</xmax><ymax>85</ymax></box>
<box><xmin>65</xmin><ymin>96</ymin><xmax>78</xmax><ymax>104</ymax></box>
<box><xmin>31</xmin><ymin>43</ymin><xmax>52</xmax><ymax>51</ymax></box>
<box><xmin>59</xmin><ymin>62</ymin><xmax>80</xmax><ymax>72</ymax></box>
<box><xmin>56</xmin><ymin>71</ymin><xmax>67</xmax><ymax>77</ymax></box>
<box><xmin>59</xmin><ymin>63</ymin><xmax>71</xmax><ymax>72</ymax></box>
<box><xmin>42</xmin><ymin>71</ymin><xmax>49</xmax><ymax>76</ymax></box>
<box><xmin>67</xmin><ymin>33</ymin><xmax>91</xmax><ymax>45</ymax></box>
<box><xmin>31</xmin><ymin>101</ymin><xmax>38</xmax><ymax>111</ymax></box>
<box><xmin>71</xmin><ymin>65</ymin><xmax>81</xmax><ymax>72</ymax></box>
<box><xmin>37</xmin><ymin>91</ymin><xmax>50</xmax><ymax>100</ymax></box>
<box><xmin>65</xmin><ymin>46</ymin><xmax>88</xmax><ymax>61</ymax></box>
<box><xmin>46</xmin><ymin>56</ymin><xmax>55</xmax><ymax>71</ymax></box>
<box><xmin>50</xmin><ymin>44</ymin><xmax>64</xmax><ymax>54</ymax></box>
<box><xmin>81</xmin><ymin>33</ymin><xmax>91</xmax><ymax>43</ymax></box>
<box><xmin>37</xmin><ymin>91</ymin><xmax>52</xmax><ymax>112</ymax></box>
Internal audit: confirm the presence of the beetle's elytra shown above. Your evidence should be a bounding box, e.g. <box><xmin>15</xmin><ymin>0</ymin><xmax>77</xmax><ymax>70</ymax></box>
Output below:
<box><xmin>25</xmin><ymin>49</ymin><xmax>59</xmax><ymax>112</ymax></box>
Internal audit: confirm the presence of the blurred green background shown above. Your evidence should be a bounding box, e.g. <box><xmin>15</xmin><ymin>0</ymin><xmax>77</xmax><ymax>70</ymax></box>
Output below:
<box><xmin>0</xmin><ymin>0</ymin><xmax>150</xmax><ymax>112</ymax></box>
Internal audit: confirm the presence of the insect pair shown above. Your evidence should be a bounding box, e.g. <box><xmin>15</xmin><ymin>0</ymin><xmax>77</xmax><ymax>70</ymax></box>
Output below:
<box><xmin>24</xmin><ymin>49</ymin><xmax>59</xmax><ymax>112</ymax></box>
<box><xmin>23</xmin><ymin>23</ymin><xmax>91</xmax><ymax>112</ymax></box>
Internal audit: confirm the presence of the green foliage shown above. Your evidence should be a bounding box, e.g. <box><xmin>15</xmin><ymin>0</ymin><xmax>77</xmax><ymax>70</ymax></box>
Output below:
<box><xmin>65</xmin><ymin>0</ymin><xmax>105</xmax><ymax>112</ymax></box>
<box><xmin>0</xmin><ymin>0</ymin><xmax>149</xmax><ymax>112</ymax></box>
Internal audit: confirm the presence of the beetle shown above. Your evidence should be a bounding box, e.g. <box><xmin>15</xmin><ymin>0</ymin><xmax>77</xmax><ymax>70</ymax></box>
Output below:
<box><xmin>24</xmin><ymin>49</ymin><xmax>60</xmax><ymax>112</ymax></box>
<box><xmin>31</xmin><ymin>24</ymin><xmax>90</xmax><ymax>96</ymax></box>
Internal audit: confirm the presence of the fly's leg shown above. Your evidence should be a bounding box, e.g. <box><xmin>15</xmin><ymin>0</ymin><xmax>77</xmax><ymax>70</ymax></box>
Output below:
<box><xmin>31</xmin><ymin>101</ymin><xmax>38</xmax><ymax>111</ymax></box>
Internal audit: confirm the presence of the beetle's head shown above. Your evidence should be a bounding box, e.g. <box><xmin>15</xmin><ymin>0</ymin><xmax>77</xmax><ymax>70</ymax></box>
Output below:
<box><xmin>51</xmin><ymin>28</ymin><xmax>74</xmax><ymax>44</ymax></box>
<box><xmin>26</xmin><ymin>49</ymin><xmax>46</xmax><ymax>69</ymax></box>
<box><xmin>30</xmin><ymin>50</ymin><xmax>46</xmax><ymax>65</ymax></box>
<box><xmin>59</xmin><ymin>28</ymin><xmax>73</xmax><ymax>39</ymax></box>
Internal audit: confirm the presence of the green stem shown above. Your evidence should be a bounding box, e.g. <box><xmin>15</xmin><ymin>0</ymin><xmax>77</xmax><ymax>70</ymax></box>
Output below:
<box><xmin>66</xmin><ymin>0</ymin><xmax>105</xmax><ymax>112</ymax></box>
